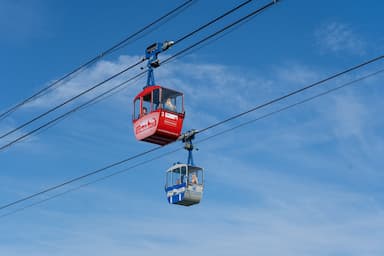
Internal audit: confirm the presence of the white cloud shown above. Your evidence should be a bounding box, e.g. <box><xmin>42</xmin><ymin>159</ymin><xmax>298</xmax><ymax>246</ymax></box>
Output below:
<box><xmin>322</xmin><ymin>93</ymin><xmax>367</xmax><ymax>139</ymax></box>
<box><xmin>315</xmin><ymin>22</ymin><xmax>366</xmax><ymax>56</ymax></box>
<box><xmin>12</xmin><ymin>52</ymin><xmax>383</xmax><ymax>176</ymax></box>
<box><xmin>0</xmin><ymin>122</ymin><xmax>43</xmax><ymax>153</ymax></box>
<box><xmin>275</xmin><ymin>63</ymin><xmax>320</xmax><ymax>85</ymax></box>
<box><xmin>5</xmin><ymin>52</ymin><xmax>383</xmax><ymax>166</ymax></box>
<box><xmin>23</xmin><ymin>55</ymin><xmax>277</xmax><ymax>135</ymax></box>
<box><xmin>2</xmin><ymin>85</ymin><xmax>384</xmax><ymax>254</ymax></box>
<box><xmin>27</xmin><ymin>55</ymin><xmax>143</xmax><ymax>109</ymax></box>
<box><xmin>2</xmin><ymin>169</ymin><xmax>384</xmax><ymax>256</ymax></box>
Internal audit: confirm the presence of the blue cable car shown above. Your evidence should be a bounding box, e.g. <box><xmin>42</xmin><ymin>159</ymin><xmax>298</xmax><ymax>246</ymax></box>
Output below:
<box><xmin>165</xmin><ymin>163</ymin><xmax>204</xmax><ymax>206</ymax></box>
<box><xmin>165</xmin><ymin>130</ymin><xmax>204</xmax><ymax>206</ymax></box>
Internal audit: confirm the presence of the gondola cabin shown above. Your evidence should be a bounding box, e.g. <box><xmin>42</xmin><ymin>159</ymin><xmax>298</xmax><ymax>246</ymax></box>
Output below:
<box><xmin>133</xmin><ymin>86</ymin><xmax>185</xmax><ymax>145</ymax></box>
<box><xmin>165</xmin><ymin>163</ymin><xmax>204</xmax><ymax>206</ymax></box>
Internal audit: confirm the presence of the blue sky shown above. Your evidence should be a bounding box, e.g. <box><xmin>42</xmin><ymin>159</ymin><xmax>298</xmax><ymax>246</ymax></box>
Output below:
<box><xmin>1</xmin><ymin>0</ymin><xmax>384</xmax><ymax>255</ymax></box>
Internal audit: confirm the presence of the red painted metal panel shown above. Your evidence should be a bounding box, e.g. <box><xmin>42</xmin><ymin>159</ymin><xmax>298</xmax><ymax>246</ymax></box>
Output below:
<box><xmin>133</xmin><ymin>85</ymin><xmax>185</xmax><ymax>146</ymax></box>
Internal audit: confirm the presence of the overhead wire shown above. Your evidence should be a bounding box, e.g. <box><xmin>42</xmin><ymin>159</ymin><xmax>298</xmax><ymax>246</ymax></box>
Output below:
<box><xmin>0</xmin><ymin>147</ymin><xmax>183</xmax><ymax>219</ymax></box>
<box><xmin>78</xmin><ymin>0</ymin><xmax>256</xmax><ymax>111</ymax></box>
<box><xmin>0</xmin><ymin>0</ymin><xmax>278</xmax><ymax>209</ymax></box>
<box><xmin>198</xmin><ymin>55</ymin><xmax>384</xmax><ymax>134</ymax></box>
<box><xmin>0</xmin><ymin>70</ymin><xmax>146</xmax><ymax>152</ymax></box>
<box><xmin>173</xmin><ymin>0</ymin><xmax>252</xmax><ymax>45</ymax></box>
<box><xmin>1</xmin><ymin>2</ymin><xmax>383</xmax><ymax>219</ymax></box>
<box><xmin>0</xmin><ymin>144</ymin><xmax>163</xmax><ymax>211</ymax></box>
<box><xmin>1</xmin><ymin>1</ymin><xmax>384</xmax><ymax>218</ymax></box>
<box><xmin>0</xmin><ymin>60</ymin><xmax>145</xmax><ymax>141</ymax></box>
<box><xmin>2</xmin><ymin>67</ymin><xmax>384</xmax><ymax>219</ymax></box>
<box><xmin>1</xmin><ymin>53</ymin><xmax>383</xmax><ymax>215</ymax></box>
<box><xmin>0</xmin><ymin>0</ymin><xmax>203</xmax><ymax>140</ymax></box>
<box><xmin>0</xmin><ymin>0</ymin><xmax>195</xmax><ymax>121</ymax></box>
<box><xmin>0</xmin><ymin>0</ymin><xmax>280</xmax><ymax>210</ymax></box>
<box><xmin>197</xmin><ymin>67</ymin><xmax>384</xmax><ymax>143</ymax></box>
<box><xmin>28</xmin><ymin>74</ymin><xmax>147</xmax><ymax>142</ymax></box>
<box><xmin>163</xmin><ymin>0</ymin><xmax>280</xmax><ymax>65</ymax></box>
<box><xmin>0</xmin><ymin>0</ymin><xmax>266</xmax><ymax>151</ymax></box>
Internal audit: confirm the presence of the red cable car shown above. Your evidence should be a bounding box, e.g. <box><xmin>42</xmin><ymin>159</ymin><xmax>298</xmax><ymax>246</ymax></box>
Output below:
<box><xmin>133</xmin><ymin>85</ymin><xmax>184</xmax><ymax>145</ymax></box>
<box><xmin>132</xmin><ymin>41</ymin><xmax>185</xmax><ymax>145</ymax></box>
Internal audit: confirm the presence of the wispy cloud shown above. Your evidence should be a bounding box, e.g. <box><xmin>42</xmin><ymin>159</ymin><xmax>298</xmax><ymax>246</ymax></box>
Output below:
<box><xmin>0</xmin><ymin>121</ymin><xmax>43</xmax><ymax>153</ymax></box>
<box><xmin>2</xmin><ymin>59</ymin><xmax>383</xmax><ymax>254</ymax></box>
<box><xmin>11</xmin><ymin>52</ymin><xmax>383</xmax><ymax>159</ymax></box>
<box><xmin>2</xmin><ymin>168</ymin><xmax>384</xmax><ymax>256</ymax></box>
<box><xmin>22</xmin><ymin>55</ymin><xmax>276</xmax><ymax>134</ymax></box>
<box><xmin>315</xmin><ymin>22</ymin><xmax>366</xmax><ymax>56</ymax></box>
<box><xmin>27</xmin><ymin>55</ymin><xmax>143</xmax><ymax>109</ymax></box>
<box><xmin>275</xmin><ymin>63</ymin><xmax>320</xmax><ymax>85</ymax></box>
<box><xmin>321</xmin><ymin>93</ymin><xmax>368</xmax><ymax>139</ymax></box>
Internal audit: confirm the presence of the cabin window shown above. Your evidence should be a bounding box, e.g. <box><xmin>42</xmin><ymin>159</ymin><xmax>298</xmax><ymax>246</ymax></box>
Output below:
<box><xmin>153</xmin><ymin>89</ymin><xmax>160</xmax><ymax>110</ymax></box>
<box><xmin>142</xmin><ymin>93</ymin><xmax>151</xmax><ymax>115</ymax></box>
<box><xmin>171</xmin><ymin>167</ymin><xmax>181</xmax><ymax>185</ymax></box>
<box><xmin>166</xmin><ymin>171</ymin><xmax>173</xmax><ymax>187</ymax></box>
<box><xmin>165</xmin><ymin>166</ymin><xmax>190</xmax><ymax>187</ymax></box>
<box><xmin>134</xmin><ymin>98</ymin><xmax>140</xmax><ymax>120</ymax></box>
<box><xmin>188</xmin><ymin>169</ymin><xmax>203</xmax><ymax>185</ymax></box>
<box><xmin>181</xmin><ymin>166</ymin><xmax>187</xmax><ymax>183</ymax></box>
<box><xmin>161</xmin><ymin>88</ymin><xmax>183</xmax><ymax>113</ymax></box>
<box><xmin>175</xmin><ymin>95</ymin><xmax>183</xmax><ymax>113</ymax></box>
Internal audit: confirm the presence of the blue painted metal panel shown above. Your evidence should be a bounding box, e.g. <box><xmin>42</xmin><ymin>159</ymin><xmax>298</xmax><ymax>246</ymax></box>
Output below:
<box><xmin>165</xmin><ymin>183</ymin><xmax>186</xmax><ymax>204</ymax></box>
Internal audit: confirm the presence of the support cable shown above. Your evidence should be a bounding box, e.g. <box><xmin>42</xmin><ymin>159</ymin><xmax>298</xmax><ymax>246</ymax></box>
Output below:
<box><xmin>198</xmin><ymin>55</ymin><xmax>384</xmax><ymax>134</ymax></box>
<box><xmin>0</xmin><ymin>60</ymin><xmax>144</xmax><ymax>141</ymax></box>
<box><xmin>0</xmin><ymin>147</ymin><xmax>182</xmax><ymax>219</ymax></box>
<box><xmin>0</xmin><ymin>55</ymin><xmax>383</xmax><ymax>214</ymax></box>
<box><xmin>0</xmin><ymin>0</ymin><xmax>195</xmax><ymax>121</ymax></box>
<box><xmin>0</xmin><ymin>0</ymin><xmax>276</xmax><ymax>151</ymax></box>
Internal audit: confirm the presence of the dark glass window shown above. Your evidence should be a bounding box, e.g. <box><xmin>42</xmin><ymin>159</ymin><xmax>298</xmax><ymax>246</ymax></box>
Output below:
<box><xmin>142</xmin><ymin>93</ymin><xmax>151</xmax><ymax>115</ymax></box>
<box><xmin>153</xmin><ymin>89</ymin><xmax>160</xmax><ymax>110</ymax></box>
<box><xmin>134</xmin><ymin>98</ymin><xmax>140</xmax><ymax>120</ymax></box>
<box><xmin>161</xmin><ymin>88</ymin><xmax>183</xmax><ymax>113</ymax></box>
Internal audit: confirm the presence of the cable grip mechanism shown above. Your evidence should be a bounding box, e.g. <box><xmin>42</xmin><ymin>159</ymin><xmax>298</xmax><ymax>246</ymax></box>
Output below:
<box><xmin>179</xmin><ymin>129</ymin><xmax>198</xmax><ymax>166</ymax></box>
